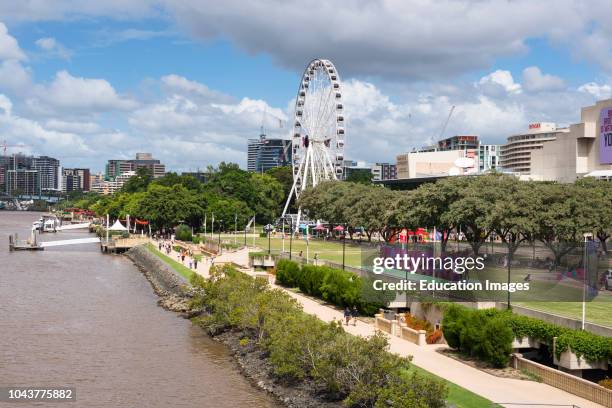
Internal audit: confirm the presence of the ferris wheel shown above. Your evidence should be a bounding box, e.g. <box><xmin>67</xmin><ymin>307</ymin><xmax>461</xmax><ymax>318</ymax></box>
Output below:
<box><xmin>281</xmin><ymin>58</ymin><xmax>345</xmax><ymax>227</ymax></box>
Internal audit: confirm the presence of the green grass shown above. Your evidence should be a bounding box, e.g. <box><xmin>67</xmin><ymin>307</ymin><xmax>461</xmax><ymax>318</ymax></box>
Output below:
<box><xmin>515</xmin><ymin>300</ymin><xmax>612</xmax><ymax>328</ymax></box>
<box><xmin>220</xmin><ymin>234</ymin><xmax>366</xmax><ymax>267</ymax></box>
<box><xmin>146</xmin><ymin>243</ymin><xmax>194</xmax><ymax>280</ymax></box>
<box><xmin>405</xmin><ymin>365</ymin><xmax>501</xmax><ymax>408</ymax></box>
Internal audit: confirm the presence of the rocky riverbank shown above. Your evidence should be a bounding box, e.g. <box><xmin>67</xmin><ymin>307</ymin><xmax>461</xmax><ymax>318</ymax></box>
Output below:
<box><xmin>126</xmin><ymin>244</ymin><xmax>340</xmax><ymax>408</ymax></box>
<box><xmin>126</xmin><ymin>245</ymin><xmax>194</xmax><ymax>313</ymax></box>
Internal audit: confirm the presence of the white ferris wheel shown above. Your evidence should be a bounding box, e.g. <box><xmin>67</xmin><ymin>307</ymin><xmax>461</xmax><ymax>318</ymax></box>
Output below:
<box><xmin>281</xmin><ymin>58</ymin><xmax>345</xmax><ymax>228</ymax></box>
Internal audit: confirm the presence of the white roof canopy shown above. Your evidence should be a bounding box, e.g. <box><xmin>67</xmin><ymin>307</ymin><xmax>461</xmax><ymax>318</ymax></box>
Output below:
<box><xmin>108</xmin><ymin>220</ymin><xmax>128</xmax><ymax>231</ymax></box>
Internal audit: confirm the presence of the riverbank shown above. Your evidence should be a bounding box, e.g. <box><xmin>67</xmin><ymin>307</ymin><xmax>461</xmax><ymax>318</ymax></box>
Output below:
<box><xmin>126</xmin><ymin>244</ymin><xmax>339</xmax><ymax>408</ymax></box>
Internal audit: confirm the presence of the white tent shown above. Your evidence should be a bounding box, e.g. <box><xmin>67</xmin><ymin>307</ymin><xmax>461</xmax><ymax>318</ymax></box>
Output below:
<box><xmin>108</xmin><ymin>220</ymin><xmax>128</xmax><ymax>231</ymax></box>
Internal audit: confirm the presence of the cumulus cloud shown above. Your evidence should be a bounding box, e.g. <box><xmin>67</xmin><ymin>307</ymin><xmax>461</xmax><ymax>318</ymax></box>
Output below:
<box><xmin>161</xmin><ymin>74</ymin><xmax>232</xmax><ymax>102</ymax></box>
<box><xmin>0</xmin><ymin>22</ymin><xmax>26</xmax><ymax>60</ymax></box>
<box><xmin>35</xmin><ymin>37</ymin><xmax>72</xmax><ymax>59</ymax></box>
<box><xmin>522</xmin><ymin>67</ymin><xmax>565</xmax><ymax>92</ymax></box>
<box><xmin>578</xmin><ymin>82</ymin><xmax>612</xmax><ymax>99</ymax></box>
<box><xmin>478</xmin><ymin>70</ymin><xmax>522</xmax><ymax>95</ymax></box>
<box><xmin>33</xmin><ymin>70</ymin><xmax>138</xmax><ymax>112</ymax></box>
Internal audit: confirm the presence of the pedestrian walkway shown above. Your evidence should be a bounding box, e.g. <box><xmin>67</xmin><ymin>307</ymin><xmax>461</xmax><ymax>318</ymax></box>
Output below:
<box><xmin>159</xmin><ymin>240</ymin><xmax>603</xmax><ymax>408</ymax></box>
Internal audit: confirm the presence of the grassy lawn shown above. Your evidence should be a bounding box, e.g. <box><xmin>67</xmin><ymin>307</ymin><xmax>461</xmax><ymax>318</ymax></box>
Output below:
<box><xmin>405</xmin><ymin>365</ymin><xmax>500</xmax><ymax>408</ymax></box>
<box><xmin>217</xmin><ymin>234</ymin><xmax>366</xmax><ymax>267</ymax></box>
<box><xmin>145</xmin><ymin>243</ymin><xmax>194</xmax><ymax>280</ymax></box>
<box><xmin>515</xmin><ymin>300</ymin><xmax>612</xmax><ymax>328</ymax></box>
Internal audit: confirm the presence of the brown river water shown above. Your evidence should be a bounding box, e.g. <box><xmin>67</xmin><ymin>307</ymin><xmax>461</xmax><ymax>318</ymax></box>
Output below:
<box><xmin>0</xmin><ymin>211</ymin><xmax>279</xmax><ymax>408</ymax></box>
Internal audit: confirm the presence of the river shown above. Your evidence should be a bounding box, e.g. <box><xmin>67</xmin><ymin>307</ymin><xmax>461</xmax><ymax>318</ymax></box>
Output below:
<box><xmin>0</xmin><ymin>211</ymin><xmax>279</xmax><ymax>408</ymax></box>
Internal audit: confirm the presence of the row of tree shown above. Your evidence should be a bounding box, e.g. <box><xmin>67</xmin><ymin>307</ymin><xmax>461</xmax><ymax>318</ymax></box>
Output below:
<box><xmin>60</xmin><ymin>163</ymin><xmax>293</xmax><ymax>232</ymax></box>
<box><xmin>298</xmin><ymin>174</ymin><xmax>611</xmax><ymax>264</ymax></box>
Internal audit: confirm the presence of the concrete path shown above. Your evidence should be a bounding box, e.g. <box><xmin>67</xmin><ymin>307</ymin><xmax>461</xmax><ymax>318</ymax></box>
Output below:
<box><xmin>161</xmin><ymin>241</ymin><xmax>603</xmax><ymax>408</ymax></box>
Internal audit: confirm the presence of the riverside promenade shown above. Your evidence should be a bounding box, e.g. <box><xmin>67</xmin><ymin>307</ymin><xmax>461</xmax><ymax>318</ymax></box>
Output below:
<box><xmin>160</xmin><ymin>242</ymin><xmax>602</xmax><ymax>408</ymax></box>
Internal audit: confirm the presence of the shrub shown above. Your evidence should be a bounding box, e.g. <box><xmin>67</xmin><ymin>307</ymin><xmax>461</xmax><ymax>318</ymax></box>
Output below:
<box><xmin>476</xmin><ymin>317</ymin><xmax>514</xmax><ymax>367</ymax></box>
<box><xmin>375</xmin><ymin>372</ymin><xmax>447</xmax><ymax>408</ymax></box>
<box><xmin>175</xmin><ymin>224</ymin><xmax>192</xmax><ymax>241</ymax></box>
<box><xmin>426</xmin><ymin>329</ymin><xmax>443</xmax><ymax>344</ymax></box>
<box><xmin>441</xmin><ymin>304</ymin><xmax>465</xmax><ymax>350</ymax></box>
<box><xmin>276</xmin><ymin>259</ymin><xmax>301</xmax><ymax>287</ymax></box>
<box><xmin>192</xmin><ymin>235</ymin><xmax>201</xmax><ymax>244</ymax></box>
<box><xmin>190</xmin><ymin>265</ymin><xmax>448</xmax><ymax>406</ymax></box>
<box><xmin>599</xmin><ymin>378</ymin><xmax>612</xmax><ymax>390</ymax></box>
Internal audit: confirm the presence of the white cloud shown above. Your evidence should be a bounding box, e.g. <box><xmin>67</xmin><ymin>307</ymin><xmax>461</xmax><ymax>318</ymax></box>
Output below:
<box><xmin>478</xmin><ymin>70</ymin><xmax>522</xmax><ymax>95</ymax></box>
<box><xmin>0</xmin><ymin>93</ymin><xmax>91</xmax><ymax>156</ymax></box>
<box><xmin>0</xmin><ymin>93</ymin><xmax>12</xmax><ymax>115</ymax></box>
<box><xmin>36</xmin><ymin>70</ymin><xmax>138</xmax><ymax>112</ymax></box>
<box><xmin>161</xmin><ymin>74</ymin><xmax>232</xmax><ymax>102</ymax></box>
<box><xmin>0</xmin><ymin>22</ymin><xmax>26</xmax><ymax>60</ymax></box>
<box><xmin>35</xmin><ymin>37</ymin><xmax>72</xmax><ymax>60</ymax></box>
<box><xmin>44</xmin><ymin>119</ymin><xmax>102</xmax><ymax>134</ymax></box>
<box><xmin>522</xmin><ymin>66</ymin><xmax>565</xmax><ymax>92</ymax></box>
<box><xmin>0</xmin><ymin>60</ymin><xmax>31</xmax><ymax>92</ymax></box>
<box><xmin>578</xmin><ymin>82</ymin><xmax>612</xmax><ymax>99</ymax></box>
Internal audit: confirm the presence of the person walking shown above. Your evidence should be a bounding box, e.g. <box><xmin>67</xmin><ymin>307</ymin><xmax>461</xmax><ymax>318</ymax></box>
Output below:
<box><xmin>351</xmin><ymin>306</ymin><xmax>358</xmax><ymax>326</ymax></box>
<box><xmin>194</xmin><ymin>258</ymin><xmax>198</xmax><ymax>269</ymax></box>
<box><xmin>344</xmin><ymin>307</ymin><xmax>351</xmax><ymax>326</ymax></box>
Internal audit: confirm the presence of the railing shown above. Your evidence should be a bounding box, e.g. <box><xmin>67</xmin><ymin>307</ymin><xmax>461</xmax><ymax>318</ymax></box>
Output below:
<box><xmin>512</xmin><ymin>354</ymin><xmax>612</xmax><ymax>407</ymax></box>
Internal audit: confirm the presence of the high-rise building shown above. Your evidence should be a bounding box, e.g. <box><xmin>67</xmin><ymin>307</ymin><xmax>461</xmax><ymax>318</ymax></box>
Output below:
<box><xmin>371</xmin><ymin>163</ymin><xmax>397</xmax><ymax>181</ymax></box>
<box><xmin>32</xmin><ymin>156</ymin><xmax>61</xmax><ymax>191</ymax></box>
<box><xmin>91</xmin><ymin>171</ymin><xmax>136</xmax><ymax>195</ymax></box>
<box><xmin>0</xmin><ymin>154</ymin><xmax>59</xmax><ymax>194</ymax></box>
<box><xmin>420</xmin><ymin>135</ymin><xmax>480</xmax><ymax>152</ymax></box>
<box><xmin>104</xmin><ymin>153</ymin><xmax>165</xmax><ymax>180</ymax></box>
<box><xmin>62</xmin><ymin>168</ymin><xmax>91</xmax><ymax>192</ymax></box>
<box><xmin>6</xmin><ymin>169</ymin><xmax>40</xmax><ymax>196</ymax></box>
<box><xmin>478</xmin><ymin>145</ymin><xmax>499</xmax><ymax>172</ymax></box>
<box><xmin>247</xmin><ymin>134</ymin><xmax>292</xmax><ymax>173</ymax></box>
<box><xmin>499</xmin><ymin>123</ymin><xmax>569</xmax><ymax>174</ymax></box>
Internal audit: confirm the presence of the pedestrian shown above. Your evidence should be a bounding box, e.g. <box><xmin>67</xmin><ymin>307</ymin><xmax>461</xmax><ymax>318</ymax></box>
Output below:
<box><xmin>194</xmin><ymin>258</ymin><xmax>198</xmax><ymax>269</ymax></box>
<box><xmin>299</xmin><ymin>250</ymin><xmax>303</xmax><ymax>258</ymax></box>
<box><xmin>344</xmin><ymin>307</ymin><xmax>351</xmax><ymax>326</ymax></box>
<box><xmin>181</xmin><ymin>253</ymin><xmax>185</xmax><ymax>263</ymax></box>
<box><xmin>351</xmin><ymin>306</ymin><xmax>358</xmax><ymax>326</ymax></box>
<box><xmin>189</xmin><ymin>260</ymin><xmax>192</xmax><ymax>269</ymax></box>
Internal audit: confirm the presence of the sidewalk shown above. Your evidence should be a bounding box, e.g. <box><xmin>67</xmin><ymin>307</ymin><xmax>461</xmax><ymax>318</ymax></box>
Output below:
<box><xmin>166</xmin><ymin>242</ymin><xmax>603</xmax><ymax>408</ymax></box>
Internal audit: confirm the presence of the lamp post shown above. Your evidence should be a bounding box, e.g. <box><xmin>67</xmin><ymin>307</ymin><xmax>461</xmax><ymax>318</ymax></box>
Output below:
<box><xmin>342</xmin><ymin>223</ymin><xmax>347</xmax><ymax>271</ymax></box>
<box><xmin>267</xmin><ymin>224</ymin><xmax>271</xmax><ymax>255</ymax></box>
<box><xmin>218</xmin><ymin>220</ymin><xmax>223</xmax><ymax>254</ymax></box>
<box><xmin>244</xmin><ymin>216</ymin><xmax>247</xmax><ymax>246</ymax></box>
<box><xmin>582</xmin><ymin>233</ymin><xmax>593</xmax><ymax>330</ymax></box>
<box><xmin>289</xmin><ymin>218</ymin><xmax>293</xmax><ymax>260</ymax></box>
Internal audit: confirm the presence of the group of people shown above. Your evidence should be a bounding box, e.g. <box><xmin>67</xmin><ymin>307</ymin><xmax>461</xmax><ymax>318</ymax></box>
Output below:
<box><xmin>157</xmin><ymin>239</ymin><xmax>214</xmax><ymax>270</ymax></box>
<box><xmin>343</xmin><ymin>306</ymin><xmax>359</xmax><ymax>326</ymax></box>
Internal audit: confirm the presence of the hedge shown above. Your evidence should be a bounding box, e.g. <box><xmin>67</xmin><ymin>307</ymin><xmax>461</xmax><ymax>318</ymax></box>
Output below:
<box><xmin>442</xmin><ymin>304</ymin><xmax>612</xmax><ymax>367</ymax></box>
<box><xmin>276</xmin><ymin>259</ymin><xmax>384</xmax><ymax>316</ymax></box>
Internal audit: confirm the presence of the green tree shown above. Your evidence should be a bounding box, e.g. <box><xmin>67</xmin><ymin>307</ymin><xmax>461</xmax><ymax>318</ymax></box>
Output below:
<box><xmin>121</xmin><ymin>167</ymin><xmax>153</xmax><ymax>193</ymax></box>
<box><xmin>345</xmin><ymin>169</ymin><xmax>373</xmax><ymax>184</ymax></box>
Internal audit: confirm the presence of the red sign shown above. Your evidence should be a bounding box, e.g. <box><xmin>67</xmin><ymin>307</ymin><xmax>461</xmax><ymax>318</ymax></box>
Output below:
<box><xmin>529</xmin><ymin>123</ymin><xmax>541</xmax><ymax>129</ymax></box>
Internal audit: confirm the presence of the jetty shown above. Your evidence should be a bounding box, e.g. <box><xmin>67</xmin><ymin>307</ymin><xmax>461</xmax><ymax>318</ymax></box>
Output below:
<box><xmin>9</xmin><ymin>233</ymin><xmax>44</xmax><ymax>251</ymax></box>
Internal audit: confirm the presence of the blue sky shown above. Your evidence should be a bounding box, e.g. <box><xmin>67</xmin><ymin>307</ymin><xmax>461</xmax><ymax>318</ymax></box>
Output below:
<box><xmin>0</xmin><ymin>1</ymin><xmax>611</xmax><ymax>172</ymax></box>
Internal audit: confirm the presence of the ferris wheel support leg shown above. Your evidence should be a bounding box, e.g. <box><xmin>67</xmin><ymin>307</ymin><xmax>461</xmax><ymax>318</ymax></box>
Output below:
<box><xmin>295</xmin><ymin>208</ymin><xmax>302</xmax><ymax>233</ymax></box>
<box><xmin>281</xmin><ymin>182</ymin><xmax>296</xmax><ymax>218</ymax></box>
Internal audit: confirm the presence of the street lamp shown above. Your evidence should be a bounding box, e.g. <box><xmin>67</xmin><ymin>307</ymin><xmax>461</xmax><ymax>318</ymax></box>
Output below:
<box><xmin>289</xmin><ymin>218</ymin><xmax>293</xmax><ymax>260</ymax></box>
<box><xmin>265</xmin><ymin>224</ymin><xmax>272</xmax><ymax>255</ymax></box>
<box><xmin>244</xmin><ymin>216</ymin><xmax>247</xmax><ymax>246</ymax></box>
<box><xmin>342</xmin><ymin>223</ymin><xmax>347</xmax><ymax>271</ymax></box>
<box><xmin>218</xmin><ymin>220</ymin><xmax>223</xmax><ymax>254</ymax></box>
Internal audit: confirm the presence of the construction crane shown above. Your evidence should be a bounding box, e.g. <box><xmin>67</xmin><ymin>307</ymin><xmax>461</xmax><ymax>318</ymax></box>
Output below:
<box><xmin>438</xmin><ymin>105</ymin><xmax>455</xmax><ymax>140</ymax></box>
<box><xmin>1</xmin><ymin>140</ymin><xmax>29</xmax><ymax>155</ymax></box>
<box><xmin>429</xmin><ymin>105</ymin><xmax>455</xmax><ymax>148</ymax></box>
